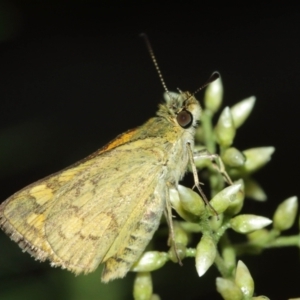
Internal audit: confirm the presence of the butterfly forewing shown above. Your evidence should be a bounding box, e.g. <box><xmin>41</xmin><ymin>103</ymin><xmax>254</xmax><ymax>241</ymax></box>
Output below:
<box><xmin>0</xmin><ymin>137</ymin><xmax>168</xmax><ymax>280</ymax></box>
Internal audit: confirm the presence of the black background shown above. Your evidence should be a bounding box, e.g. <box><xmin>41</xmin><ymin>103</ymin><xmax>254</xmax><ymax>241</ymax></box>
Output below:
<box><xmin>0</xmin><ymin>2</ymin><xmax>299</xmax><ymax>300</ymax></box>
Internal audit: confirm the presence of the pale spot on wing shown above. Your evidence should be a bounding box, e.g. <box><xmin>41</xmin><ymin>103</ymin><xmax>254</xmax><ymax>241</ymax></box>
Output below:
<box><xmin>26</xmin><ymin>213</ymin><xmax>45</xmax><ymax>230</ymax></box>
<box><xmin>80</xmin><ymin>212</ymin><xmax>114</xmax><ymax>239</ymax></box>
<box><xmin>29</xmin><ymin>185</ymin><xmax>53</xmax><ymax>205</ymax></box>
<box><xmin>58</xmin><ymin>169</ymin><xmax>76</xmax><ymax>182</ymax></box>
<box><xmin>60</xmin><ymin>216</ymin><xmax>83</xmax><ymax>239</ymax></box>
<box><xmin>58</xmin><ymin>168</ymin><xmax>83</xmax><ymax>182</ymax></box>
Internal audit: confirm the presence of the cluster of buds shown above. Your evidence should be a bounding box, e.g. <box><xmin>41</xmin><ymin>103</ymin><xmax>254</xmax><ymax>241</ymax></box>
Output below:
<box><xmin>132</xmin><ymin>77</ymin><xmax>299</xmax><ymax>300</ymax></box>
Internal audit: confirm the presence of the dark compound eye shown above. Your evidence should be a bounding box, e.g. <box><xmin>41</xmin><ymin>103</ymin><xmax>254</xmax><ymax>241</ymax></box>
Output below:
<box><xmin>176</xmin><ymin>110</ymin><xmax>193</xmax><ymax>128</ymax></box>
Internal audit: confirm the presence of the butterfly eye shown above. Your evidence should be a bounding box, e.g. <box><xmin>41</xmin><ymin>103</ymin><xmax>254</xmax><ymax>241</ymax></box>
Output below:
<box><xmin>177</xmin><ymin>110</ymin><xmax>193</xmax><ymax>128</ymax></box>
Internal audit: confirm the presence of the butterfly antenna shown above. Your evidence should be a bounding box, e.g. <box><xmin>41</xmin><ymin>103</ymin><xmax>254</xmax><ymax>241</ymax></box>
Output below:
<box><xmin>193</xmin><ymin>72</ymin><xmax>220</xmax><ymax>95</ymax></box>
<box><xmin>140</xmin><ymin>33</ymin><xmax>169</xmax><ymax>94</ymax></box>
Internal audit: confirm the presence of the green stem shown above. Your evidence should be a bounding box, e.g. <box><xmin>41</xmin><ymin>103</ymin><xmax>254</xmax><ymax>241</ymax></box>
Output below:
<box><xmin>234</xmin><ymin>234</ymin><xmax>300</xmax><ymax>255</ymax></box>
<box><xmin>202</xmin><ymin>109</ymin><xmax>216</xmax><ymax>153</ymax></box>
<box><xmin>264</xmin><ymin>235</ymin><xmax>300</xmax><ymax>248</ymax></box>
<box><xmin>186</xmin><ymin>248</ymin><xmax>196</xmax><ymax>257</ymax></box>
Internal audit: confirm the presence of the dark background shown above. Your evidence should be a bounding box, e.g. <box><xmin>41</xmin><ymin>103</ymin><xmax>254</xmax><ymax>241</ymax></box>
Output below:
<box><xmin>0</xmin><ymin>1</ymin><xmax>299</xmax><ymax>299</ymax></box>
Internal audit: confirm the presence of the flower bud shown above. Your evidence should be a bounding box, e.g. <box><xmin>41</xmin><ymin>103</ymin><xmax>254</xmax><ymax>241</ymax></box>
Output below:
<box><xmin>273</xmin><ymin>196</ymin><xmax>298</xmax><ymax>231</ymax></box>
<box><xmin>210</xmin><ymin>214</ymin><xmax>224</xmax><ymax>231</ymax></box>
<box><xmin>247</xmin><ymin>229</ymin><xmax>269</xmax><ymax>242</ymax></box>
<box><xmin>230</xmin><ymin>96</ymin><xmax>256</xmax><ymax>128</ymax></box>
<box><xmin>230</xmin><ymin>214</ymin><xmax>272</xmax><ymax>234</ymax></box>
<box><xmin>226</xmin><ymin>179</ymin><xmax>245</xmax><ymax>215</ymax></box>
<box><xmin>133</xmin><ymin>272</ymin><xmax>153</xmax><ymax>300</ymax></box>
<box><xmin>178</xmin><ymin>185</ymin><xmax>205</xmax><ymax>217</ymax></box>
<box><xmin>215</xmin><ymin>107</ymin><xmax>236</xmax><ymax>147</ymax></box>
<box><xmin>209</xmin><ymin>183</ymin><xmax>242</xmax><ymax>215</ymax></box>
<box><xmin>195</xmin><ymin>234</ymin><xmax>216</xmax><ymax>276</ymax></box>
<box><xmin>235</xmin><ymin>260</ymin><xmax>254</xmax><ymax>298</ymax></box>
<box><xmin>167</xmin><ymin>223</ymin><xmax>189</xmax><ymax>263</ymax></box>
<box><xmin>244</xmin><ymin>177</ymin><xmax>267</xmax><ymax>202</ymax></box>
<box><xmin>178</xmin><ymin>221</ymin><xmax>202</xmax><ymax>233</ymax></box>
<box><xmin>251</xmin><ymin>296</ymin><xmax>270</xmax><ymax>300</ymax></box>
<box><xmin>168</xmin><ymin>242</ymin><xmax>187</xmax><ymax>263</ymax></box>
<box><xmin>242</xmin><ymin>147</ymin><xmax>275</xmax><ymax>174</ymax></box>
<box><xmin>204</xmin><ymin>76</ymin><xmax>223</xmax><ymax>113</ymax></box>
<box><xmin>169</xmin><ymin>187</ymin><xmax>197</xmax><ymax>222</ymax></box>
<box><xmin>221</xmin><ymin>245</ymin><xmax>236</xmax><ymax>271</ymax></box>
<box><xmin>173</xmin><ymin>222</ymin><xmax>189</xmax><ymax>246</ymax></box>
<box><xmin>222</xmin><ymin>147</ymin><xmax>245</xmax><ymax>167</ymax></box>
<box><xmin>216</xmin><ymin>277</ymin><xmax>243</xmax><ymax>300</ymax></box>
<box><xmin>131</xmin><ymin>251</ymin><xmax>168</xmax><ymax>272</ymax></box>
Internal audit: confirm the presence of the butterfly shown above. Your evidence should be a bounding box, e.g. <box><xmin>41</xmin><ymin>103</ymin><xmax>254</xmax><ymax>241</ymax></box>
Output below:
<box><xmin>0</xmin><ymin>36</ymin><xmax>219</xmax><ymax>282</ymax></box>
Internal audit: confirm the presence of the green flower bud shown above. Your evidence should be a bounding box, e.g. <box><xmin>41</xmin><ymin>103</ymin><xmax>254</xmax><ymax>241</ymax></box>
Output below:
<box><xmin>168</xmin><ymin>242</ymin><xmax>187</xmax><ymax>263</ymax></box>
<box><xmin>273</xmin><ymin>196</ymin><xmax>298</xmax><ymax>231</ymax></box>
<box><xmin>133</xmin><ymin>272</ymin><xmax>153</xmax><ymax>300</ymax></box>
<box><xmin>169</xmin><ymin>187</ymin><xmax>197</xmax><ymax>222</ymax></box>
<box><xmin>221</xmin><ymin>244</ymin><xmax>236</xmax><ymax>271</ymax></box>
<box><xmin>179</xmin><ymin>221</ymin><xmax>202</xmax><ymax>233</ymax></box>
<box><xmin>215</xmin><ymin>107</ymin><xmax>236</xmax><ymax>147</ymax></box>
<box><xmin>222</xmin><ymin>147</ymin><xmax>246</xmax><ymax>167</ymax></box>
<box><xmin>247</xmin><ymin>229</ymin><xmax>269</xmax><ymax>242</ymax></box>
<box><xmin>209</xmin><ymin>183</ymin><xmax>242</xmax><ymax>215</ymax></box>
<box><xmin>195</xmin><ymin>234</ymin><xmax>216</xmax><ymax>276</ymax></box>
<box><xmin>216</xmin><ymin>277</ymin><xmax>243</xmax><ymax>300</ymax></box>
<box><xmin>204</xmin><ymin>76</ymin><xmax>223</xmax><ymax>113</ymax></box>
<box><xmin>210</xmin><ymin>214</ymin><xmax>224</xmax><ymax>231</ymax></box>
<box><xmin>230</xmin><ymin>214</ymin><xmax>272</xmax><ymax>234</ymax></box>
<box><xmin>230</xmin><ymin>96</ymin><xmax>256</xmax><ymax>128</ymax></box>
<box><xmin>251</xmin><ymin>296</ymin><xmax>270</xmax><ymax>300</ymax></box>
<box><xmin>167</xmin><ymin>223</ymin><xmax>189</xmax><ymax>263</ymax></box>
<box><xmin>226</xmin><ymin>179</ymin><xmax>245</xmax><ymax>216</ymax></box>
<box><xmin>235</xmin><ymin>260</ymin><xmax>254</xmax><ymax>298</ymax></box>
<box><xmin>173</xmin><ymin>222</ymin><xmax>189</xmax><ymax>246</ymax></box>
<box><xmin>244</xmin><ymin>177</ymin><xmax>267</xmax><ymax>202</ymax></box>
<box><xmin>131</xmin><ymin>251</ymin><xmax>168</xmax><ymax>272</ymax></box>
<box><xmin>242</xmin><ymin>147</ymin><xmax>275</xmax><ymax>174</ymax></box>
<box><xmin>178</xmin><ymin>185</ymin><xmax>206</xmax><ymax>217</ymax></box>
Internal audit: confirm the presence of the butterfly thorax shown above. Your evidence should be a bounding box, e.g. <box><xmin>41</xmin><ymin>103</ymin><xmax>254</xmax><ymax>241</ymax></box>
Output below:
<box><xmin>130</xmin><ymin>91</ymin><xmax>202</xmax><ymax>185</ymax></box>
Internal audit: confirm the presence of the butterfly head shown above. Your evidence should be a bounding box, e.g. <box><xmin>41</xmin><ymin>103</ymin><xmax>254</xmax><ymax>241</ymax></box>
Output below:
<box><xmin>157</xmin><ymin>91</ymin><xmax>201</xmax><ymax>130</ymax></box>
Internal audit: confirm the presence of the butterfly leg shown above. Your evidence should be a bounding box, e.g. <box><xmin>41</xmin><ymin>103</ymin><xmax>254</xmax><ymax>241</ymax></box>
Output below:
<box><xmin>186</xmin><ymin>143</ymin><xmax>219</xmax><ymax>216</ymax></box>
<box><xmin>193</xmin><ymin>149</ymin><xmax>233</xmax><ymax>185</ymax></box>
<box><xmin>164</xmin><ymin>186</ymin><xmax>183</xmax><ymax>265</ymax></box>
